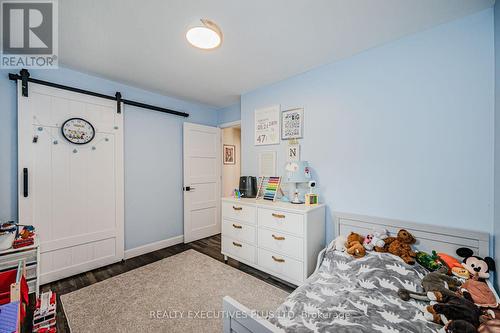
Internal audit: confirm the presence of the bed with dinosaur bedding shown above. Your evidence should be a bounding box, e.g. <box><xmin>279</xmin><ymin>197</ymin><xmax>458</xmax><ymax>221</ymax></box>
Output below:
<box><xmin>268</xmin><ymin>249</ymin><xmax>442</xmax><ymax>332</ymax></box>
<box><xmin>222</xmin><ymin>212</ymin><xmax>495</xmax><ymax>333</ymax></box>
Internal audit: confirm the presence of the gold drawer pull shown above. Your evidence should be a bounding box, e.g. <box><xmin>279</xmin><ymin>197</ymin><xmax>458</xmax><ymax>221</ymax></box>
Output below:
<box><xmin>232</xmin><ymin>241</ymin><xmax>242</xmax><ymax>247</ymax></box>
<box><xmin>232</xmin><ymin>224</ymin><xmax>242</xmax><ymax>229</ymax></box>
<box><xmin>272</xmin><ymin>213</ymin><xmax>285</xmax><ymax>219</ymax></box>
<box><xmin>232</xmin><ymin>206</ymin><xmax>243</xmax><ymax>211</ymax></box>
<box><xmin>272</xmin><ymin>256</ymin><xmax>285</xmax><ymax>263</ymax></box>
<box><xmin>272</xmin><ymin>234</ymin><xmax>285</xmax><ymax>241</ymax></box>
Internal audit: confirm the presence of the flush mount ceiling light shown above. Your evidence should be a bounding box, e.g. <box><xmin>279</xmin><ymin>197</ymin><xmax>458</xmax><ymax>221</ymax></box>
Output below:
<box><xmin>186</xmin><ymin>19</ymin><xmax>223</xmax><ymax>50</ymax></box>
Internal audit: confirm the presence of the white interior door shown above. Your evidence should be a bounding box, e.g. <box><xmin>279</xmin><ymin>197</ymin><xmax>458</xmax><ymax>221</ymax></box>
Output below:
<box><xmin>183</xmin><ymin>123</ymin><xmax>221</xmax><ymax>243</ymax></box>
<box><xmin>18</xmin><ymin>82</ymin><xmax>124</xmax><ymax>284</ymax></box>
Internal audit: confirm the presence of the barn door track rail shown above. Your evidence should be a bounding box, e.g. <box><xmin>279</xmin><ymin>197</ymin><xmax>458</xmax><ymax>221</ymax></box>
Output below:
<box><xmin>8</xmin><ymin>69</ymin><xmax>189</xmax><ymax>118</ymax></box>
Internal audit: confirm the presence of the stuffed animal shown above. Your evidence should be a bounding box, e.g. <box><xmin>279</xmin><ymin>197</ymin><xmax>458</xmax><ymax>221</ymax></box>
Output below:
<box><xmin>445</xmin><ymin>320</ymin><xmax>479</xmax><ymax>333</ymax></box>
<box><xmin>460</xmin><ymin>279</ymin><xmax>499</xmax><ymax>309</ymax></box>
<box><xmin>346</xmin><ymin>232</ymin><xmax>366</xmax><ymax>258</ymax></box>
<box><xmin>416</xmin><ymin>250</ymin><xmax>443</xmax><ymax>271</ymax></box>
<box><xmin>364</xmin><ymin>229</ymin><xmax>388</xmax><ymax>251</ymax></box>
<box><xmin>327</xmin><ymin>235</ymin><xmax>347</xmax><ymax>252</ymax></box>
<box><xmin>363</xmin><ymin>234</ymin><xmax>374</xmax><ymax>251</ymax></box>
<box><xmin>382</xmin><ymin>229</ymin><xmax>417</xmax><ymax>265</ymax></box>
<box><xmin>456</xmin><ymin>247</ymin><xmax>496</xmax><ymax>280</ymax></box>
<box><xmin>478</xmin><ymin>318</ymin><xmax>500</xmax><ymax>333</ymax></box>
<box><xmin>424</xmin><ymin>291</ymin><xmax>482</xmax><ymax>331</ymax></box>
<box><xmin>398</xmin><ymin>267</ymin><xmax>461</xmax><ymax>301</ymax></box>
<box><xmin>372</xmin><ymin>229</ymin><xmax>388</xmax><ymax>252</ymax></box>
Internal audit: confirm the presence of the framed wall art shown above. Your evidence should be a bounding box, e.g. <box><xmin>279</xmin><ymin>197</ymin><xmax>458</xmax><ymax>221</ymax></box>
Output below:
<box><xmin>258</xmin><ymin>151</ymin><xmax>277</xmax><ymax>176</ymax></box>
<box><xmin>223</xmin><ymin>144</ymin><xmax>236</xmax><ymax>164</ymax></box>
<box><xmin>282</xmin><ymin>108</ymin><xmax>304</xmax><ymax>140</ymax></box>
<box><xmin>255</xmin><ymin>105</ymin><xmax>280</xmax><ymax>145</ymax></box>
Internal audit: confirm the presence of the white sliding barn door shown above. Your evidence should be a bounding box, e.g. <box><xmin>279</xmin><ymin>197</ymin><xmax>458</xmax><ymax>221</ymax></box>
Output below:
<box><xmin>183</xmin><ymin>123</ymin><xmax>221</xmax><ymax>243</ymax></box>
<box><xmin>18</xmin><ymin>83</ymin><xmax>124</xmax><ymax>284</ymax></box>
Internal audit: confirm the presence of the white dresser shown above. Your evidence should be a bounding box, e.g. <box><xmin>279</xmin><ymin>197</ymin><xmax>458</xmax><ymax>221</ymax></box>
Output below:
<box><xmin>221</xmin><ymin>197</ymin><xmax>325</xmax><ymax>286</ymax></box>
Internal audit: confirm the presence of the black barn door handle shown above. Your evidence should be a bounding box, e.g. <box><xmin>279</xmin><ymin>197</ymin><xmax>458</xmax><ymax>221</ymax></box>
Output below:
<box><xmin>23</xmin><ymin>168</ymin><xmax>28</xmax><ymax>197</ymax></box>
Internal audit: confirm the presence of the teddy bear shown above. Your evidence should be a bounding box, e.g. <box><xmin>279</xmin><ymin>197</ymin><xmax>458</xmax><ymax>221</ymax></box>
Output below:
<box><xmin>346</xmin><ymin>232</ymin><xmax>366</xmax><ymax>258</ymax></box>
<box><xmin>381</xmin><ymin>229</ymin><xmax>417</xmax><ymax>265</ymax></box>
<box><xmin>398</xmin><ymin>266</ymin><xmax>462</xmax><ymax>301</ymax></box>
<box><xmin>424</xmin><ymin>291</ymin><xmax>482</xmax><ymax>332</ymax></box>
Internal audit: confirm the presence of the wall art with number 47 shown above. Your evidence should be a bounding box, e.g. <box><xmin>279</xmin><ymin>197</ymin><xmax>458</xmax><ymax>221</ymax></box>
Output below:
<box><xmin>254</xmin><ymin>105</ymin><xmax>280</xmax><ymax>145</ymax></box>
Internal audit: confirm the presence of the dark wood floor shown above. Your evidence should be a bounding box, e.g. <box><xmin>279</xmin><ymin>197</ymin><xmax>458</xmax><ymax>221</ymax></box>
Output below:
<box><xmin>24</xmin><ymin>234</ymin><xmax>295</xmax><ymax>333</ymax></box>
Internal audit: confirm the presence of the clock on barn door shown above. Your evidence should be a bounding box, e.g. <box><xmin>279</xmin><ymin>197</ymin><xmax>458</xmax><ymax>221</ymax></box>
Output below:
<box><xmin>61</xmin><ymin>118</ymin><xmax>95</xmax><ymax>144</ymax></box>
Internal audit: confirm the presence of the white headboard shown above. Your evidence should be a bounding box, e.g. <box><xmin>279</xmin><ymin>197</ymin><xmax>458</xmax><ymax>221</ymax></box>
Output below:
<box><xmin>335</xmin><ymin>212</ymin><xmax>490</xmax><ymax>258</ymax></box>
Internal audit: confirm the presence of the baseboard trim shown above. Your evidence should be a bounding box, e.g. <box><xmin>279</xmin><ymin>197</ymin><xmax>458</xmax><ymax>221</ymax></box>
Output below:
<box><xmin>124</xmin><ymin>235</ymin><xmax>184</xmax><ymax>260</ymax></box>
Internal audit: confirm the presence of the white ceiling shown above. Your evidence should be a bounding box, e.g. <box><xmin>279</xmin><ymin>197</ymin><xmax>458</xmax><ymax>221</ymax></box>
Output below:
<box><xmin>59</xmin><ymin>0</ymin><xmax>494</xmax><ymax>108</ymax></box>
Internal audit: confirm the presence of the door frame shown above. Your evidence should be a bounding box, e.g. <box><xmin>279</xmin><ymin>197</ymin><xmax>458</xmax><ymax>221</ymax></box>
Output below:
<box><xmin>219</xmin><ymin>122</ymin><xmax>241</xmax><ymax>199</ymax></box>
<box><xmin>219</xmin><ymin>120</ymin><xmax>241</xmax><ymax>129</ymax></box>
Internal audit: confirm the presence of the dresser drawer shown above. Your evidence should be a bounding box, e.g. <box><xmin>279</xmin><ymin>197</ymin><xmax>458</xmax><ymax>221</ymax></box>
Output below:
<box><xmin>258</xmin><ymin>248</ymin><xmax>303</xmax><ymax>283</ymax></box>
<box><xmin>258</xmin><ymin>228</ymin><xmax>303</xmax><ymax>260</ymax></box>
<box><xmin>222</xmin><ymin>236</ymin><xmax>256</xmax><ymax>264</ymax></box>
<box><xmin>222</xmin><ymin>202</ymin><xmax>256</xmax><ymax>224</ymax></box>
<box><xmin>258</xmin><ymin>208</ymin><xmax>304</xmax><ymax>236</ymax></box>
<box><xmin>222</xmin><ymin>220</ymin><xmax>256</xmax><ymax>245</ymax></box>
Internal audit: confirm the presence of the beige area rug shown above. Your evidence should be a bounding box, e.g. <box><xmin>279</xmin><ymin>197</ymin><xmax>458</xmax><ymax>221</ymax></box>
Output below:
<box><xmin>60</xmin><ymin>249</ymin><xmax>289</xmax><ymax>333</ymax></box>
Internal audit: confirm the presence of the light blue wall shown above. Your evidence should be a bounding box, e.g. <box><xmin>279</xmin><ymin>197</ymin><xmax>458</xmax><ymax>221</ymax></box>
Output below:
<box><xmin>0</xmin><ymin>67</ymin><xmax>218</xmax><ymax>250</ymax></box>
<box><xmin>241</xmin><ymin>9</ymin><xmax>495</xmax><ymax>245</ymax></box>
<box><xmin>494</xmin><ymin>2</ymin><xmax>500</xmax><ymax>291</ymax></box>
<box><xmin>218</xmin><ymin>103</ymin><xmax>241</xmax><ymax>125</ymax></box>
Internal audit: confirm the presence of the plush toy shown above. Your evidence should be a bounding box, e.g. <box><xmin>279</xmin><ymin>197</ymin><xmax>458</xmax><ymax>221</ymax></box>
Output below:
<box><xmin>346</xmin><ymin>232</ymin><xmax>366</xmax><ymax>258</ymax></box>
<box><xmin>456</xmin><ymin>247</ymin><xmax>496</xmax><ymax>280</ymax></box>
<box><xmin>478</xmin><ymin>318</ymin><xmax>500</xmax><ymax>333</ymax></box>
<box><xmin>327</xmin><ymin>235</ymin><xmax>347</xmax><ymax>252</ymax></box>
<box><xmin>424</xmin><ymin>291</ymin><xmax>482</xmax><ymax>331</ymax></box>
<box><xmin>382</xmin><ymin>229</ymin><xmax>417</xmax><ymax>265</ymax></box>
<box><xmin>445</xmin><ymin>320</ymin><xmax>479</xmax><ymax>333</ymax></box>
<box><xmin>398</xmin><ymin>267</ymin><xmax>462</xmax><ymax>301</ymax></box>
<box><xmin>416</xmin><ymin>251</ymin><xmax>443</xmax><ymax>271</ymax></box>
<box><xmin>372</xmin><ymin>229</ymin><xmax>388</xmax><ymax>252</ymax></box>
<box><xmin>363</xmin><ymin>229</ymin><xmax>388</xmax><ymax>251</ymax></box>
<box><xmin>363</xmin><ymin>234</ymin><xmax>374</xmax><ymax>251</ymax></box>
<box><xmin>460</xmin><ymin>279</ymin><xmax>499</xmax><ymax>309</ymax></box>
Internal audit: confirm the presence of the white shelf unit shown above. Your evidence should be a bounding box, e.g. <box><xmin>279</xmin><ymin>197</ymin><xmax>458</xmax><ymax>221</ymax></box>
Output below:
<box><xmin>0</xmin><ymin>236</ymin><xmax>40</xmax><ymax>296</ymax></box>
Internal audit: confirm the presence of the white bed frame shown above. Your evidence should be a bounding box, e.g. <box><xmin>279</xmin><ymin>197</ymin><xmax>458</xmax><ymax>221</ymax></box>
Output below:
<box><xmin>222</xmin><ymin>212</ymin><xmax>493</xmax><ymax>333</ymax></box>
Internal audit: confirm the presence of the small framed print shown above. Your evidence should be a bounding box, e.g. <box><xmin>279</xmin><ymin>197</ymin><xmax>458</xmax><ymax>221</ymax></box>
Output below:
<box><xmin>287</xmin><ymin>143</ymin><xmax>300</xmax><ymax>161</ymax></box>
<box><xmin>223</xmin><ymin>145</ymin><xmax>236</xmax><ymax>165</ymax></box>
<box><xmin>282</xmin><ymin>108</ymin><xmax>304</xmax><ymax>140</ymax></box>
